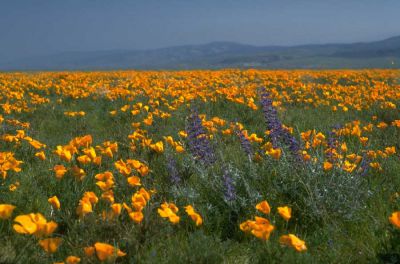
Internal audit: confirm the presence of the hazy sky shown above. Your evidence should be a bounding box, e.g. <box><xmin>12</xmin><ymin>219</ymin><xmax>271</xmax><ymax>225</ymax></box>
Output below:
<box><xmin>1</xmin><ymin>0</ymin><xmax>400</xmax><ymax>61</ymax></box>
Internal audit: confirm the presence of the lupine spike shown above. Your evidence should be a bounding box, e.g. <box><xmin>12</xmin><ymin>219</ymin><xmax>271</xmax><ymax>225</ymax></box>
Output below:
<box><xmin>235</xmin><ymin>126</ymin><xmax>253</xmax><ymax>158</ymax></box>
<box><xmin>185</xmin><ymin>106</ymin><xmax>216</xmax><ymax>165</ymax></box>
<box><xmin>223</xmin><ymin>168</ymin><xmax>236</xmax><ymax>202</ymax></box>
<box><xmin>259</xmin><ymin>88</ymin><xmax>301</xmax><ymax>161</ymax></box>
<box><xmin>166</xmin><ymin>155</ymin><xmax>181</xmax><ymax>185</ymax></box>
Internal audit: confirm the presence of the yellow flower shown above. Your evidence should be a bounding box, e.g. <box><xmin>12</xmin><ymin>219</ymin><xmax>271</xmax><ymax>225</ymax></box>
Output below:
<box><xmin>9</xmin><ymin>181</ymin><xmax>20</xmax><ymax>192</ymax></box>
<box><xmin>76</xmin><ymin>199</ymin><xmax>93</xmax><ymax>218</ymax></box>
<box><xmin>83</xmin><ymin>192</ymin><xmax>99</xmax><ymax>204</ymax></box>
<box><xmin>53</xmin><ymin>165</ymin><xmax>67</xmax><ymax>179</ymax></box>
<box><xmin>279</xmin><ymin>234</ymin><xmax>307</xmax><ymax>252</ymax></box>
<box><xmin>340</xmin><ymin>142</ymin><xmax>347</xmax><ymax>152</ymax></box>
<box><xmin>377</xmin><ymin>122</ymin><xmax>388</xmax><ymax>129</ymax></box>
<box><xmin>95</xmin><ymin>173</ymin><xmax>115</xmax><ymax>191</ymax></box>
<box><xmin>77</xmin><ymin>155</ymin><xmax>91</xmax><ymax>165</ymax></box>
<box><xmin>35</xmin><ymin>151</ymin><xmax>46</xmax><ymax>160</ymax></box>
<box><xmin>342</xmin><ymin>160</ymin><xmax>357</xmax><ymax>173</ymax></box>
<box><xmin>385</xmin><ymin>146</ymin><xmax>396</xmax><ymax>155</ymax></box>
<box><xmin>369</xmin><ymin>162</ymin><xmax>382</xmax><ymax>171</ymax></box>
<box><xmin>302</xmin><ymin>151</ymin><xmax>311</xmax><ymax>162</ymax></box>
<box><xmin>131</xmin><ymin>193</ymin><xmax>148</xmax><ymax>211</ymax></box>
<box><xmin>179</xmin><ymin>131</ymin><xmax>187</xmax><ymax>138</ymax></box>
<box><xmin>65</xmin><ymin>255</ymin><xmax>81</xmax><ymax>264</ymax></box>
<box><xmin>54</xmin><ymin>146</ymin><xmax>72</xmax><ymax>162</ymax></box>
<box><xmin>248</xmin><ymin>133</ymin><xmax>263</xmax><ymax>143</ymax></box>
<box><xmin>143</xmin><ymin>116</ymin><xmax>153</xmax><ymax>126</ymax></box>
<box><xmin>110</xmin><ymin>203</ymin><xmax>122</xmax><ymax>216</ymax></box>
<box><xmin>315</xmin><ymin>132</ymin><xmax>326</xmax><ymax>141</ymax></box>
<box><xmin>277</xmin><ymin>206</ymin><xmax>292</xmax><ymax>221</ymax></box>
<box><xmin>139</xmin><ymin>188</ymin><xmax>151</xmax><ymax>200</ymax></box>
<box><xmin>71</xmin><ymin>165</ymin><xmax>86</xmax><ymax>181</ymax></box>
<box><xmin>184</xmin><ymin>205</ymin><xmax>203</xmax><ymax>226</ymax></box>
<box><xmin>240</xmin><ymin>216</ymin><xmax>275</xmax><ymax>240</ymax></box>
<box><xmin>13</xmin><ymin>214</ymin><xmax>38</xmax><ymax>234</ymax></box>
<box><xmin>389</xmin><ymin>211</ymin><xmax>400</xmax><ymax>228</ymax></box>
<box><xmin>150</xmin><ymin>141</ymin><xmax>164</xmax><ymax>153</ymax></box>
<box><xmin>0</xmin><ymin>204</ymin><xmax>16</xmax><ymax>219</ymax></box>
<box><xmin>255</xmin><ymin>200</ymin><xmax>271</xmax><ymax>214</ymax></box>
<box><xmin>175</xmin><ymin>145</ymin><xmax>185</xmax><ymax>153</ymax></box>
<box><xmin>83</xmin><ymin>147</ymin><xmax>97</xmax><ymax>159</ymax></box>
<box><xmin>0</xmin><ymin>152</ymin><xmax>23</xmax><ymax>179</ymax></box>
<box><xmin>251</xmin><ymin>217</ymin><xmax>275</xmax><ymax>240</ymax></box>
<box><xmin>323</xmin><ymin>161</ymin><xmax>333</xmax><ymax>171</ymax></box>
<box><xmin>158</xmin><ymin>202</ymin><xmax>180</xmax><ymax>224</ymax></box>
<box><xmin>94</xmin><ymin>242</ymin><xmax>126</xmax><ymax>261</ymax></box>
<box><xmin>239</xmin><ymin>220</ymin><xmax>253</xmax><ymax>232</ymax></box>
<box><xmin>29</xmin><ymin>139</ymin><xmax>46</xmax><ymax>150</ymax></box>
<box><xmin>13</xmin><ymin>213</ymin><xmax>57</xmax><ymax>237</ymax></box>
<box><xmin>39</xmin><ymin>238</ymin><xmax>62</xmax><ymax>254</ymax></box>
<box><xmin>127</xmin><ymin>176</ymin><xmax>141</xmax><ymax>187</ymax></box>
<box><xmin>96</xmin><ymin>180</ymin><xmax>114</xmax><ymax>191</ymax></box>
<box><xmin>266</xmin><ymin>148</ymin><xmax>282</xmax><ymax>160</ymax></box>
<box><xmin>114</xmin><ymin>160</ymin><xmax>131</xmax><ymax>176</ymax></box>
<box><xmin>359</xmin><ymin>137</ymin><xmax>369</xmax><ymax>146</ymax></box>
<box><xmin>84</xmin><ymin>246</ymin><xmax>95</xmax><ymax>257</ymax></box>
<box><xmin>129</xmin><ymin>211</ymin><xmax>144</xmax><ymax>223</ymax></box>
<box><xmin>48</xmin><ymin>196</ymin><xmax>61</xmax><ymax>210</ymax></box>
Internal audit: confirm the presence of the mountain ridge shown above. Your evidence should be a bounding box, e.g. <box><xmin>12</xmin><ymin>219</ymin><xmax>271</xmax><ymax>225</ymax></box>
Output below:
<box><xmin>1</xmin><ymin>36</ymin><xmax>400</xmax><ymax>70</ymax></box>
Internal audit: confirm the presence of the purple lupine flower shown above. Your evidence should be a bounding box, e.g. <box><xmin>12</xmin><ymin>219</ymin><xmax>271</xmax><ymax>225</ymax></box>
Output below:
<box><xmin>325</xmin><ymin>136</ymin><xmax>337</xmax><ymax>163</ymax></box>
<box><xmin>222</xmin><ymin>168</ymin><xmax>236</xmax><ymax>202</ymax></box>
<box><xmin>235</xmin><ymin>126</ymin><xmax>253</xmax><ymax>158</ymax></box>
<box><xmin>185</xmin><ymin>106</ymin><xmax>216</xmax><ymax>165</ymax></box>
<box><xmin>326</xmin><ymin>125</ymin><xmax>340</xmax><ymax>162</ymax></box>
<box><xmin>259</xmin><ymin>88</ymin><xmax>282</xmax><ymax>148</ymax></box>
<box><xmin>166</xmin><ymin>155</ymin><xmax>181</xmax><ymax>185</ymax></box>
<box><xmin>282</xmin><ymin>132</ymin><xmax>301</xmax><ymax>158</ymax></box>
<box><xmin>258</xmin><ymin>88</ymin><xmax>301</xmax><ymax>160</ymax></box>
<box><xmin>358</xmin><ymin>153</ymin><xmax>370</xmax><ymax>176</ymax></box>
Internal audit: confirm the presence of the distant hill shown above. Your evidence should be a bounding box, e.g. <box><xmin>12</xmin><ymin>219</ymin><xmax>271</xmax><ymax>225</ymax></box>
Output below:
<box><xmin>1</xmin><ymin>36</ymin><xmax>400</xmax><ymax>70</ymax></box>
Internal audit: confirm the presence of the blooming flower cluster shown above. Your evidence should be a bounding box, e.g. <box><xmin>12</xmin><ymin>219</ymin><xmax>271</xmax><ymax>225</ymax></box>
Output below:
<box><xmin>241</xmin><ymin>200</ymin><xmax>306</xmax><ymax>252</ymax></box>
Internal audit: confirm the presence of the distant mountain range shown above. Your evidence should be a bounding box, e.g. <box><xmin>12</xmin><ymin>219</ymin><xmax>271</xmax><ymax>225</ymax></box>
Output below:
<box><xmin>1</xmin><ymin>36</ymin><xmax>400</xmax><ymax>70</ymax></box>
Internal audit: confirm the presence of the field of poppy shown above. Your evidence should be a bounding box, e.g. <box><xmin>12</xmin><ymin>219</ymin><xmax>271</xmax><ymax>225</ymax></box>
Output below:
<box><xmin>0</xmin><ymin>69</ymin><xmax>400</xmax><ymax>263</ymax></box>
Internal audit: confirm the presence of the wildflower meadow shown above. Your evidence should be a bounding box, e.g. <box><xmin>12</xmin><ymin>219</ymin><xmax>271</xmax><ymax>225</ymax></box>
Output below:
<box><xmin>0</xmin><ymin>69</ymin><xmax>400</xmax><ymax>263</ymax></box>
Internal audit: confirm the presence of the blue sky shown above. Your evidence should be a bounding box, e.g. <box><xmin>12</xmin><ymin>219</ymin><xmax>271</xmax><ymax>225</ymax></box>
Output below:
<box><xmin>1</xmin><ymin>0</ymin><xmax>399</xmax><ymax>61</ymax></box>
